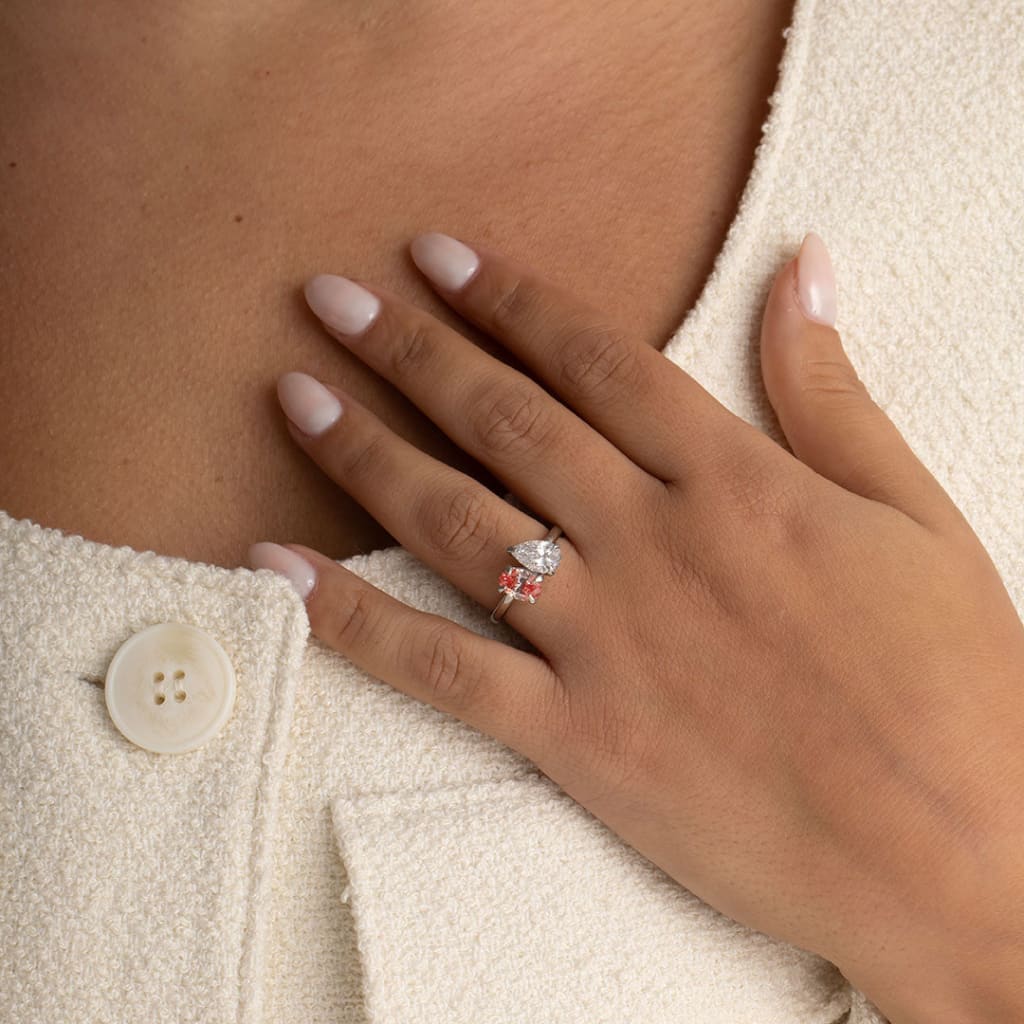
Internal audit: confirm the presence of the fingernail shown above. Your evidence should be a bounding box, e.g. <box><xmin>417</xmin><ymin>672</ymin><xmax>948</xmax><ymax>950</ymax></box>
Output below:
<box><xmin>304</xmin><ymin>274</ymin><xmax>381</xmax><ymax>336</ymax></box>
<box><xmin>410</xmin><ymin>232</ymin><xmax>480</xmax><ymax>292</ymax></box>
<box><xmin>248</xmin><ymin>541</ymin><xmax>317</xmax><ymax>601</ymax></box>
<box><xmin>277</xmin><ymin>371</ymin><xmax>342</xmax><ymax>437</ymax></box>
<box><xmin>794</xmin><ymin>231</ymin><xmax>837</xmax><ymax>326</ymax></box>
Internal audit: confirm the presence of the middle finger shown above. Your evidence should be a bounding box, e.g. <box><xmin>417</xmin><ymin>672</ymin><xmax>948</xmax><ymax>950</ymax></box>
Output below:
<box><xmin>303</xmin><ymin>273</ymin><xmax>658</xmax><ymax>549</ymax></box>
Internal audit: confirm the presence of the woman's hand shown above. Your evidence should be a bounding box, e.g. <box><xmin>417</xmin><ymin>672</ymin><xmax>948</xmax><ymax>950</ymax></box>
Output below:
<box><xmin>248</xmin><ymin>231</ymin><xmax>1024</xmax><ymax>1024</ymax></box>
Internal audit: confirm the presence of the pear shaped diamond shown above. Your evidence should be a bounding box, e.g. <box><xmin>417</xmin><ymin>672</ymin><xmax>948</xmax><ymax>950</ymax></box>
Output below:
<box><xmin>507</xmin><ymin>539</ymin><xmax>561</xmax><ymax>576</ymax></box>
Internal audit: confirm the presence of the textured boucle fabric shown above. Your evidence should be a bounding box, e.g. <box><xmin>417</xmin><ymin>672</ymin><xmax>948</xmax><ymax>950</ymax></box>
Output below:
<box><xmin>2</xmin><ymin>0</ymin><xmax>1022</xmax><ymax>1020</ymax></box>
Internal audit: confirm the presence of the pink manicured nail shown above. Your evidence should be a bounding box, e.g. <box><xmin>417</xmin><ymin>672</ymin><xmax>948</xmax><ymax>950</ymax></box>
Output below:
<box><xmin>277</xmin><ymin>371</ymin><xmax>342</xmax><ymax>437</ymax></box>
<box><xmin>248</xmin><ymin>542</ymin><xmax>317</xmax><ymax>601</ymax></box>
<box><xmin>794</xmin><ymin>231</ymin><xmax>837</xmax><ymax>326</ymax></box>
<box><xmin>304</xmin><ymin>274</ymin><xmax>381</xmax><ymax>336</ymax></box>
<box><xmin>410</xmin><ymin>232</ymin><xmax>480</xmax><ymax>292</ymax></box>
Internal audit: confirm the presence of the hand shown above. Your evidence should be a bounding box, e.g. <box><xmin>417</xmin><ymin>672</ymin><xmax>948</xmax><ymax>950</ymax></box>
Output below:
<box><xmin>249</xmin><ymin>231</ymin><xmax>1024</xmax><ymax>1024</ymax></box>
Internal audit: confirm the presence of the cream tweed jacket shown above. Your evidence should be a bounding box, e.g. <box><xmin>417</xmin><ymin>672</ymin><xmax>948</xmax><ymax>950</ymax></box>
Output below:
<box><xmin>2</xmin><ymin>1</ymin><xmax>1022</xmax><ymax>1021</ymax></box>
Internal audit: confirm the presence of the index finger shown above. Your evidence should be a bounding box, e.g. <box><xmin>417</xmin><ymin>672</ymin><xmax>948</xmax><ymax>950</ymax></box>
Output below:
<box><xmin>409</xmin><ymin>231</ymin><xmax>752</xmax><ymax>482</ymax></box>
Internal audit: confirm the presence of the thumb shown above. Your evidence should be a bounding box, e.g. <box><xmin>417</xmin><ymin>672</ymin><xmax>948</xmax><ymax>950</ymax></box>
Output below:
<box><xmin>760</xmin><ymin>231</ymin><xmax>956</xmax><ymax>531</ymax></box>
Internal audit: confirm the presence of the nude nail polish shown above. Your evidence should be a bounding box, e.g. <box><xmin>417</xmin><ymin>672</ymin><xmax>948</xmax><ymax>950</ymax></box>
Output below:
<box><xmin>795</xmin><ymin>231</ymin><xmax>837</xmax><ymax>326</ymax></box>
<box><xmin>304</xmin><ymin>274</ymin><xmax>381</xmax><ymax>336</ymax></box>
<box><xmin>248</xmin><ymin>542</ymin><xmax>317</xmax><ymax>601</ymax></box>
<box><xmin>277</xmin><ymin>371</ymin><xmax>342</xmax><ymax>437</ymax></box>
<box><xmin>410</xmin><ymin>232</ymin><xmax>481</xmax><ymax>292</ymax></box>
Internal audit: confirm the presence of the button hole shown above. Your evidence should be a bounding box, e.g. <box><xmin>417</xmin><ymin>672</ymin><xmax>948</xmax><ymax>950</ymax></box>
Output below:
<box><xmin>154</xmin><ymin>693</ymin><xmax>166</xmax><ymax>705</ymax></box>
<box><xmin>173</xmin><ymin>669</ymin><xmax>186</xmax><ymax>680</ymax></box>
<box><xmin>154</xmin><ymin>671</ymin><xmax>165</xmax><ymax>683</ymax></box>
<box><xmin>173</xmin><ymin>690</ymin><xmax>187</xmax><ymax>702</ymax></box>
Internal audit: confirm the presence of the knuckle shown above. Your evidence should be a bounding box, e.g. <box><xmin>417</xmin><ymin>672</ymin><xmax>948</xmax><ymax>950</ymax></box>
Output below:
<box><xmin>420</xmin><ymin>622</ymin><xmax>476</xmax><ymax>708</ymax></box>
<box><xmin>468</xmin><ymin>378</ymin><xmax>554</xmax><ymax>461</ymax></box>
<box><xmin>489</xmin><ymin>277</ymin><xmax>532</xmax><ymax>333</ymax></box>
<box><xmin>712</xmin><ymin>436</ymin><xmax>816</xmax><ymax>537</ymax></box>
<box><xmin>799</xmin><ymin>354</ymin><xmax>870</xmax><ymax>402</ymax></box>
<box><xmin>388</xmin><ymin>321</ymin><xmax>436</xmax><ymax>379</ymax></box>
<box><xmin>339</xmin><ymin>430</ymin><xmax>391</xmax><ymax>487</ymax></box>
<box><xmin>664</xmin><ymin>537</ymin><xmax>734</xmax><ymax>618</ymax></box>
<box><xmin>330</xmin><ymin>584</ymin><xmax>379</xmax><ymax>654</ymax></box>
<box><xmin>651</xmin><ymin>498</ymin><xmax>740</xmax><ymax>623</ymax></box>
<box><xmin>558</xmin><ymin>323</ymin><xmax>641</xmax><ymax>405</ymax></box>
<box><xmin>420</xmin><ymin>480</ymin><xmax>499</xmax><ymax>562</ymax></box>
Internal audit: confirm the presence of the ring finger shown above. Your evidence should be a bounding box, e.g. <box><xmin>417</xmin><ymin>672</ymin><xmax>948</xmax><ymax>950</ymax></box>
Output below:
<box><xmin>275</xmin><ymin>371</ymin><xmax>590</xmax><ymax>645</ymax></box>
<box><xmin>303</xmin><ymin>273</ymin><xmax>658</xmax><ymax>550</ymax></box>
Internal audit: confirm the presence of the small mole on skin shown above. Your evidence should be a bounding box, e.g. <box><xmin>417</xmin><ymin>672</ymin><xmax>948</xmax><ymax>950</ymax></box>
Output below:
<box><xmin>234</xmin><ymin>214</ymin><xmax>244</xmax><ymax>223</ymax></box>
<box><xmin>8</xmin><ymin>162</ymin><xmax>15</xmax><ymax>168</ymax></box>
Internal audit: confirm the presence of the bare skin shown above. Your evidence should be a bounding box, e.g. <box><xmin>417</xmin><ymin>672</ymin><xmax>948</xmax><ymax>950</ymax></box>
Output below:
<box><xmin>0</xmin><ymin>0</ymin><xmax>794</xmax><ymax>568</ymax></box>
<box><xmin>6</xmin><ymin>6</ymin><xmax>1024</xmax><ymax>1020</ymax></box>
<box><xmin>259</xmin><ymin>233</ymin><xmax>1024</xmax><ymax>1023</ymax></box>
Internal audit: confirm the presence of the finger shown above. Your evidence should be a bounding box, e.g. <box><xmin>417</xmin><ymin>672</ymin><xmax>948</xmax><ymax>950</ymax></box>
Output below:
<box><xmin>759</xmin><ymin>232</ymin><xmax>962</xmax><ymax>532</ymax></box>
<box><xmin>248</xmin><ymin>540</ymin><xmax>569</xmax><ymax>768</ymax></box>
<box><xmin>275</xmin><ymin>371</ymin><xmax>588</xmax><ymax>647</ymax></box>
<box><xmin>303</xmin><ymin>272</ymin><xmax>655</xmax><ymax>547</ymax></box>
<box><xmin>407</xmin><ymin>231</ymin><xmax>754</xmax><ymax>482</ymax></box>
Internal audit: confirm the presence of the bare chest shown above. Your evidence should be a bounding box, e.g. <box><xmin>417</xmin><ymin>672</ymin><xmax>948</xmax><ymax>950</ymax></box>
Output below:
<box><xmin>0</xmin><ymin>0</ymin><xmax>793</xmax><ymax>566</ymax></box>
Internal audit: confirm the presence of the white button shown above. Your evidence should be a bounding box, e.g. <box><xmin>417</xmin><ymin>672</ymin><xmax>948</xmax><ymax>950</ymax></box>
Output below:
<box><xmin>104</xmin><ymin>623</ymin><xmax>237</xmax><ymax>754</ymax></box>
